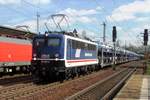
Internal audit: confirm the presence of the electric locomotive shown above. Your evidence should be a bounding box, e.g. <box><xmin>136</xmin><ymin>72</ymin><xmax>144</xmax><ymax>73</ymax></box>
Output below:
<box><xmin>0</xmin><ymin>26</ymin><xmax>35</xmax><ymax>77</ymax></box>
<box><xmin>31</xmin><ymin>14</ymin><xmax>141</xmax><ymax>82</ymax></box>
<box><xmin>31</xmin><ymin>32</ymin><xmax>98</xmax><ymax>81</ymax></box>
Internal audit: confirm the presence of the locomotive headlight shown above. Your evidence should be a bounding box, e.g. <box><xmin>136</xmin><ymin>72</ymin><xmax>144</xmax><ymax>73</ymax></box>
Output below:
<box><xmin>33</xmin><ymin>54</ymin><xmax>37</xmax><ymax>60</ymax></box>
<box><xmin>45</xmin><ymin>32</ymin><xmax>48</xmax><ymax>37</ymax></box>
<box><xmin>33</xmin><ymin>58</ymin><xmax>36</xmax><ymax>60</ymax></box>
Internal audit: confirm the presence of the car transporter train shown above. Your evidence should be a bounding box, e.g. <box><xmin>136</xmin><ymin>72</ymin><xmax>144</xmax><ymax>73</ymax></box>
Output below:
<box><xmin>31</xmin><ymin>31</ymin><xmax>141</xmax><ymax>81</ymax></box>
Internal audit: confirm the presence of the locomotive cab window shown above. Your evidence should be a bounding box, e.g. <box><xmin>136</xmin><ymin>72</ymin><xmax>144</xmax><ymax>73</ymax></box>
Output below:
<box><xmin>48</xmin><ymin>38</ymin><xmax>60</xmax><ymax>47</ymax></box>
<box><xmin>34</xmin><ymin>38</ymin><xmax>45</xmax><ymax>47</ymax></box>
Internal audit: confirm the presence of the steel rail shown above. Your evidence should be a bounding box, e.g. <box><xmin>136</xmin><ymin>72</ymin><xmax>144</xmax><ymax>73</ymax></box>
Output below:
<box><xmin>66</xmin><ymin>68</ymin><xmax>136</xmax><ymax>100</ymax></box>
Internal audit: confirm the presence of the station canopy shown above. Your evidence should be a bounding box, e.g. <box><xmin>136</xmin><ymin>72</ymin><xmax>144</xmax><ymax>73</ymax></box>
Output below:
<box><xmin>0</xmin><ymin>26</ymin><xmax>36</xmax><ymax>39</ymax></box>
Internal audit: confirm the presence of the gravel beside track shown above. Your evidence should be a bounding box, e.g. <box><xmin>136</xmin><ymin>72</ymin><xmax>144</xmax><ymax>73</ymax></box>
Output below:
<box><xmin>0</xmin><ymin>68</ymin><xmax>115</xmax><ymax>100</ymax></box>
<box><xmin>120</xmin><ymin>60</ymin><xmax>146</xmax><ymax>74</ymax></box>
<box><xmin>67</xmin><ymin>68</ymin><xmax>135</xmax><ymax>100</ymax></box>
<box><xmin>0</xmin><ymin>60</ymin><xmax>144</xmax><ymax>100</ymax></box>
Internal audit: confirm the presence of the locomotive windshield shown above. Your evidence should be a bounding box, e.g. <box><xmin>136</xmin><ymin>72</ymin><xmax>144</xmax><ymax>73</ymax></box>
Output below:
<box><xmin>34</xmin><ymin>38</ymin><xmax>60</xmax><ymax>47</ymax></box>
<box><xmin>33</xmin><ymin>36</ymin><xmax>62</xmax><ymax>59</ymax></box>
<box><xmin>34</xmin><ymin>38</ymin><xmax>45</xmax><ymax>47</ymax></box>
<box><xmin>48</xmin><ymin>38</ymin><xmax>60</xmax><ymax>47</ymax></box>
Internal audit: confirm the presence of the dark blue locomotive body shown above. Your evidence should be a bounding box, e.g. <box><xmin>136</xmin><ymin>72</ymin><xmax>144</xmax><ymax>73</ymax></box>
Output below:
<box><xmin>32</xmin><ymin>32</ymin><xmax>98</xmax><ymax>81</ymax></box>
<box><xmin>33</xmin><ymin>33</ymin><xmax>65</xmax><ymax>59</ymax></box>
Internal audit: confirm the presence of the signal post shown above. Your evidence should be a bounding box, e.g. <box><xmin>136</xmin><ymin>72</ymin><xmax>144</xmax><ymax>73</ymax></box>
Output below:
<box><xmin>143</xmin><ymin>29</ymin><xmax>149</xmax><ymax>73</ymax></box>
<box><xmin>112</xmin><ymin>26</ymin><xmax>117</xmax><ymax>70</ymax></box>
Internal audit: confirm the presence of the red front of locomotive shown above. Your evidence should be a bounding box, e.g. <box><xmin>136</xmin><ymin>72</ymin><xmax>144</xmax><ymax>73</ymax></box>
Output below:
<box><xmin>0</xmin><ymin>42</ymin><xmax>31</xmax><ymax>62</ymax></box>
<box><xmin>0</xmin><ymin>36</ymin><xmax>32</xmax><ymax>74</ymax></box>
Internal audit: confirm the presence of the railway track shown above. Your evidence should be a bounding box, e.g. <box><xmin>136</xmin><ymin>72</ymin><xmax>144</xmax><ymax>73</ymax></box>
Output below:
<box><xmin>0</xmin><ymin>61</ymin><xmax>144</xmax><ymax>100</ymax></box>
<box><xmin>0</xmin><ymin>82</ymin><xmax>59</xmax><ymax>100</ymax></box>
<box><xmin>66</xmin><ymin>68</ymin><xmax>136</xmax><ymax>100</ymax></box>
<box><xmin>0</xmin><ymin>67</ymin><xmax>115</xmax><ymax>100</ymax></box>
<box><xmin>0</xmin><ymin>74</ymin><xmax>32</xmax><ymax>86</ymax></box>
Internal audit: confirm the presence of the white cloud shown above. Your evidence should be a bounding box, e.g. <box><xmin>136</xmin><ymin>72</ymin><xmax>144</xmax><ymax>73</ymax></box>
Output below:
<box><xmin>96</xmin><ymin>6</ymin><xmax>102</xmax><ymax>10</ymax></box>
<box><xmin>15</xmin><ymin>17</ymin><xmax>71</xmax><ymax>33</ymax></box>
<box><xmin>59</xmin><ymin>8</ymin><xmax>98</xmax><ymax>17</ymax></box>
<box><xmin>8</xmin><ymin>15</ymin><xmax>141</xmax><ymax>47</ymax></box>
<box><xmin>107</xmin><ymin>13</ymin><xmax>136</xmax><ymax>22</ymax></box>
<box><xmin>11</xmin><ymin>18</ymin><xmax>98</xmax><ymax>37</ymax></box>
<box><xmin>106</xmin><ymin>0</ymin><xmax>150</xmax><ymax>46</ymax></box>
<box><xmin>107</xmin><ymin>0</ymin><xmax>150</xmax><ymax>22</ymax></box>
<box><xmin>136</xmin><ymin>17</ymin><xmax>150</xmax><ymax>22</ymax></box>
<box><xmin>26</xmin><ymin>0</ymin><xmax>51</xmax><ymax>5</ymax></box>
<box><xmin>38</xmin><ymin>7</ymin><xmax>100</xmax><ymax>31</ymax></box>
<box><xmin>0</xmin><ymin>0</ymin><xmax>21</xmax><ymax>4</ymax></box>
<box><xmin>20</xmin><ymin>20</ymin><xmax>37</xmax><ymax>32</ymax></box>
<box><xmin>77</xmin><ymin>29</ymin><xmax>97</xmax><ymax>40</ymax></box>
<box><xmin>76</xmin><ymin>16</ymin><xmax>96</xmax><ymax>23</ymax></box>
<box><xmin>3</xmin><ymin>7</ymin><xmax>102</xmax><ymax>34</ymax></box>
<box><xmin>14</xmin><ymin>19</ymin><xmax>47</xmax><ymax>32</ymax></box>
<box><xmin>116</xmin><ymin>26</ymin><xmax>123</xmax><ymax>31</ymax></box>
<box><xmin>0</xmin><ymin>0</ymin><xmax>51</xmax><ymax>5</ymax></box>
<box><xmin>58</xmin><ymin>8</ymin><xmax>99</xmax><ymax>24</ymax></box>
<box><xmin>117</xmin><ymin>24</ymin><xmax>150</xmax><ymax>46</ymax></box>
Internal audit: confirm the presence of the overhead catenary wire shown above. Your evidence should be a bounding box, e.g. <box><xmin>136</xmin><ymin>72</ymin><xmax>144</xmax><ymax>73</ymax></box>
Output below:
<box><xmin>0</xmin><ymin>0</ymin><xmax>42</xmax><ymax>28</ymax></box>
<box><xmin>1</xmin><ymin>0</ymin><xmax>141</xmax><ymax>45</ymax></box>
<box><xmin>50</xmin><ymin>3</ymin><xmax>100</xmax><ymax>39</ymax></box>
<box><xmin>92</xmin><ymin>0</ymin><xmax>114</xmax><ymax>43</ymax></box>
<box><xmin>111</xmin><ymin>0</ymin><xmax>140</xmax><ymax>46</ymax></box>
<box><xmin>92</xmin><ymin>0</ymin><xmax>138</xmax><ymax>46</ymax></box>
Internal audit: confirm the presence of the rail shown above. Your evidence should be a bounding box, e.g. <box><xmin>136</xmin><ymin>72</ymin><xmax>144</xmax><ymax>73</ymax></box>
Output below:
<box><xmin>66</xmin><ymin>68</ymin><xmax>136</xmax><ymax>100</ymax></box>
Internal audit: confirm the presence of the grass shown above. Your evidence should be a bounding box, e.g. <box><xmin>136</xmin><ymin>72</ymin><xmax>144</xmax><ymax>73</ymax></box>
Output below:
<box><xmin>146</xmin><ymin>62</ymin><xmax>150</xmax><ymax>75</ymax></box>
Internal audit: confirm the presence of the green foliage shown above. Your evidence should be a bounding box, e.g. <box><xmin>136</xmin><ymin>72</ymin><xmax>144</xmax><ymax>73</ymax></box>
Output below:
<box><xmin>146</xmin><ymin>63</ymin><xmax>150</xmax><ymax>75</ymax></box>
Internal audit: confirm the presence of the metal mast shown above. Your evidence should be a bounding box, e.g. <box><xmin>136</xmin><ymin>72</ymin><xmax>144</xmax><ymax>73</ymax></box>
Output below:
<box><xmin>102</xmin><ymin>22</ymin><xmax>106</xmax><ymax>43</ymax></box>
<box><xmin>37</xmin><ymin>12</ymin><xmax>40</xmax><ymax>34</ymax></box>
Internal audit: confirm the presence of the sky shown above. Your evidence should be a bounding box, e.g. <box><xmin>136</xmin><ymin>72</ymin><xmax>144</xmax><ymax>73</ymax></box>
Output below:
<box><xmin>0</xmin><ymin>0</ymin><xmax>150</xmax><ymax>47</ymax></box>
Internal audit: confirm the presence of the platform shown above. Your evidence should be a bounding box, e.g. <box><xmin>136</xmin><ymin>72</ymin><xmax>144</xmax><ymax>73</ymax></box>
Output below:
<box><xmin>114</xmin><ymin>75</ymin><xmax>150</xmax><ymax>100</ymax></box>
